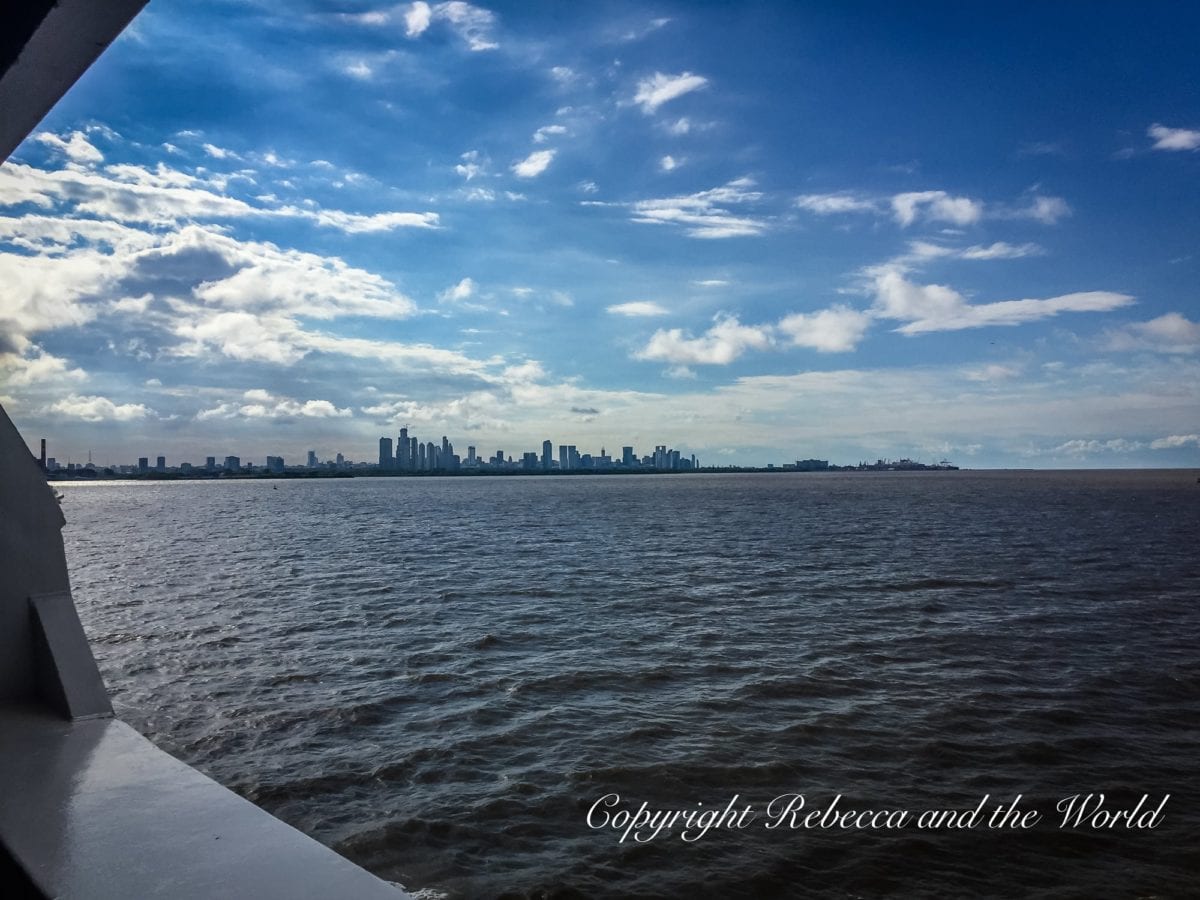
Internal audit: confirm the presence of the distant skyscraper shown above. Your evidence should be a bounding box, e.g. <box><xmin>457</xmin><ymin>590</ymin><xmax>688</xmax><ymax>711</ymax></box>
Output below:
<box><xmin>541</xmin><ymin>440</ymin><xmax>552</xmax><ymax>470</ymax></box>
<box><xmin>398</xmin><ymin>428</ymin><xmax>409</xmax><ymax>470</ymax></box>
<box><xmin>138</xmin><ymin>457</ymin><xmax>148</xmax><ymax>473</ymax></box>
<box><xmin>622</xmin><ymin>446</ymin><xmax>634</xmax><ymax>466</ymax></box>
<box><xmin>558</xmin><ymin>444</ymin><xmax>568</xmax><ymax>470</ymax></box>
<box><xmin>467</xmin><ymin>445</ymin><xmax>476</xmax><ymax>465</ymax></box>
<box><xmin>567</xmin><ymin>445</ymin><xmax>579</xmax><ymax>470</ymax></box>
<box><xmin>417</xmin><ymin>442</ymin><xmax>426</xmax><ymax>469</ymax></box>
<box><xmin>335</xmin><ymin>452</ymin><xmax>344</xmax><ymax>467</ymax></box>
<box><xmin>266</xmin><ymin>456</ymin><xmax>284</xmax><ymax>474</ymax></box>
<box><xmin>224</xmin><ymin>456</ymin><xmax>240</xmax><ymax>471</ymax></box>
<box><xmin>155</xmin><ymin>455</ymin><xmax>165</xmax><ymax>472</ymax></box>
<box><xmin>425</xmin><ymin>441</ymin><xmax>436</xmax><ymax>470</ymax></box>
<box><xmin>205</xmin><ymin>456</ymin><xmax>216</xmax><ymax>471</ymax></box>
<box><xmin>379</xmin><ymin>437</ymin><xmax>393</xmax><ymax>469</ymax></box>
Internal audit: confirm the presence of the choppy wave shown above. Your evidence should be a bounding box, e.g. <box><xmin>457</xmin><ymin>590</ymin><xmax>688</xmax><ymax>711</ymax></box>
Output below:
<box><xmin>61</xmin><ymin>470</ymin><xmax>1200</xmax><ymax>898</ymax></box>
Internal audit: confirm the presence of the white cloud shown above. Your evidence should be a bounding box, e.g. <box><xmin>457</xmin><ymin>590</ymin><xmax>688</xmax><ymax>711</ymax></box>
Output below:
<box><xmin>50</xmin><ymin>394</ymin><xmax>150</xmax><ymax>422</ymax></box>
<box><xmin>0</xmin><ymin>347</ymin><xmax>86</xmax><ymax>387</ymax></box>
<box><xmin>1105</xmin><ymin>312</ymin><xmax>1200</xmax><ymax>354</ymax></box>
<box><xmin>1150</xmin><ymin>434</ymin><xmax>1200</xmax><ymax>450</ymax></box>
<box><xmin>405</xmin><ymin>1</ymin><xmax>433</xmax><ymax>36</ymax></box>
<box><xmin>891</xmin><ymin>191</ymin><xmax>982</xmax><ymax>227</ymax></box>
<box><xmin>659</xmin><ymin>155</ymin><xmax>680</xmax><ymax>172</ymax></box>
<box><xmin>1148</xmin><ymin>123</ymin><xmax>1200</xmax><ymax>152</ymax></box>
<box><xmin>630</xmin><ymin>177</ymin><xmax>766</xmax><ymax>239</ymax></box>
<box><xmin>666</xmin><ymin>118</ymin><xmax>691</xmax><ymax>135</ymax></box>
<box><xmin>903</xmin><ymin>240</ymin><xmax>1043</xmax><ymax>261</ymax></box>
<box><xmin>35</xmin><ymin>131</ymin><xmax>103</xmax><ymax>163</ymax></box>
<box><xmin>0</xmin><ymin>159</ymin><xmax>438</xmax><ymax>233</ymax></box>
<box><xmin>440</xmin><ymin>277</ymin><xmax>477</xmax><ymax>303</ymax></box>
<box><xmin>796</xmin><ymin>193</ymin><xmax>877</xmax><ymax>215</ymax></box>
<box><xmin>963</xmin><ymin>363</ymin><xmax>1022</xmax><ymax>382</ymax></box>
<box><xmin>1009</xmin><ymin>195</ymin><xmax>1071</xmax><ymax>225</ymax></box>
<box><xmin>870</xmin><ymin>267</ymin><xmax>1135</xmax><ymax>334</ymax></box>
<box><xmin>692</xmin><ymin>279</ymin><xmax>729</xmax><ymax>287</ymax></box>
<box><xmin>633</xmin><ymin>72</ymin><xmax>709</xmax><ymax>114</ymax></box>
<box><xmin>607</xmin><ymin>301</ymin><xmax>668</xmax><ymax>317</ymax></box>
<box><xmin>777</xmin><ymin>306</ymin><xmax>872</xmax><ymax>353</ymax></box>
<box><xmin>635</xmin><ymin>314</ymin><xmax>772</xmax><ymax>365</ymax></box>
<box><xmin>434</xmin><ymin>1</ymin><xmax>498</xmax><ymax>50</ymax></box>
<box><xmin>199</xmin><ymin>390</ymin><xmax>352</xmax><ymax>420</ymax></box>
<box><xmin>202</xmin><ymin>142</ymin><xmax>234</xmax><ymax>160</ymax></box>
<box><xmin>533</xmin><ymin>124</ymin><xmax>567</xmax><ymax>144</ymax></box>
<box><xmin>512</xmin><ymin>149</ymin><xmax>556</xmax><ymax>178</ymax></box>
<box><xmin>1050</xmin><ymin>438</ymin><xmax>1145</xmax><ymax>456</ymax></box>
<box><xmin>959</xmin><ymin>241</ymin><xmax>1043</xmax><ymax>260</ymax></box>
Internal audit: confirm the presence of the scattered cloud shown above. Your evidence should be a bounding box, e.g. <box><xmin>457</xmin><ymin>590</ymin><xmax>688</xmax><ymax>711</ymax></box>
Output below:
<box><xmin>1148</xmin><ymin>123</ymin><xmax>1200</xmax><ymax>152</ymax></box>
<box><xmin>777</xmin><ymin>305</ymin><xmax>872</xmax><ymax>353</ymax></box>
<box><xmin>635</xmin><ymin>314</ymin><xmax>772</xmax><ymax>365</ymax></box>
<box><xmin>870</xmin><ymin>267</ymin><xmax>1134</xmax><ymax>334</ymax></box>
<box><xmin>439</xmin><ymin>277</ymin><xmax>477</xmax><ymax>303</ymax></box>
<box><xmin>533</xmin><ymin>125</ymin><xmax>567</xmax><ymax>144</ymax></box>
<box><xmin>0</xmin><ymin>156</ymin><xmax>438</xmax><ymax>233</ymax></box>
<box><xmin>630</xmin><ymin>177</ymin><xmax>766</xmax><ymax>238</ymax></box>
<box><xmin>659</xmin><ymin>155</ymin><xmax>681</xmax><ymax>172</ymax></box>
<box><xmin>35</xmin><ymin>131</ymin><xmax>103</xmax><ymax>164</ymax></box>
<box><xmin>1104</xmin><ymin>312</ymin><xmax>1200</xmax><ymax>354</ymax></box>
<box><xmin>891</xmin><ymin>190</ymin><xmax>983</xmax><ymax>227</ymax></box>
<box><xmin>1006</xmin><ymin>195</ymin><xmax>1071</xmax><ymax>225</ymax></box>
<box><xmin>1149</xmin><ymin>433</ymin><xmax>1200</xmax><ymax>449</ymax></box>
<box><xmin>796</xmin><ymin>192</ymin><xmax>877</xmax><ymax>215</ymax></box>
<box><xmin>607</xmin><ymin>301</ymin><xmax>668</xmax><ymax>317</ymax></box>
<box><xmin>512</xmin><ymin>149</ymin><xmax>556</xmax><ymax>178</ymax></box>
<box><xmin>405</xmin><ymin>1</ymin><xmax>433</xmax><ymax>36</ymax></box>
<box><xmin>198</xmin><ymin>389</ymin><xmax>352</xmax><ymax>420</ymax></box>
<box><xmin>633</xmin><ymin>72</ymin><xmax>709</xmax><ymax>114</ymax></box>
<box><xmin>50</xmin><ymin>394</ymin><xmax>150</xmax><ymax>422</ymax></box>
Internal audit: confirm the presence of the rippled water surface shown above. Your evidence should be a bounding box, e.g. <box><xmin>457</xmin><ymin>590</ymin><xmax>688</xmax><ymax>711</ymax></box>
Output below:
<box><xmin>60</xmin><ymin>471</ymin><xmax>1200</xmax><ymax>898</ymax></box>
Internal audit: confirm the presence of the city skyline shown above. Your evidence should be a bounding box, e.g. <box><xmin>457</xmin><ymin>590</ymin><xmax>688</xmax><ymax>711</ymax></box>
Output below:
<box><xmin>2</xmin><ymin>2</ymin><xmax>1198</xmax><ymax>468</ymax></box>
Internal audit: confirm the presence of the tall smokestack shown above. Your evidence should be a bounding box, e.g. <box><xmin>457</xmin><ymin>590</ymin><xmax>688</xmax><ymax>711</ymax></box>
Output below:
<box><xmin>39</xmin><ymin>438</ymin><xmax>46</xmax><ymax>471</ymax></box>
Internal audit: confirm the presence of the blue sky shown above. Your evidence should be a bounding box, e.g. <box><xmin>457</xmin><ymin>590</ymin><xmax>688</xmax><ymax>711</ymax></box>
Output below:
<box><xmin>2</xmin><ymin>0</ymin><xmax>1198</xmax><ymax>467</ymax></box>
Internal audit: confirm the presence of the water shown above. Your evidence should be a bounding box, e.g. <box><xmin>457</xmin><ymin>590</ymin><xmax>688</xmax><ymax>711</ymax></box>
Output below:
<box><xmin>59</xmin><ymin>471</ymin><xmax>1200</xmax><ymax>898</ymax></box>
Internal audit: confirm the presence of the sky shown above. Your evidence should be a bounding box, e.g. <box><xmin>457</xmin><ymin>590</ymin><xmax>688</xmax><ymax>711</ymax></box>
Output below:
<box><xmin>1</xmin><ymin>0</ymin><xmax>1198</xmax><ymax>468</ymax></box>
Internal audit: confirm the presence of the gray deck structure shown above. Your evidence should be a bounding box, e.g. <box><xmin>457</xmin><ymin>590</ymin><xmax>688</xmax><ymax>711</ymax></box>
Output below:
<box><xmin>1</xmin><ymin>8</ymin><xmax>408</xmax><ymax>898</ymax></box>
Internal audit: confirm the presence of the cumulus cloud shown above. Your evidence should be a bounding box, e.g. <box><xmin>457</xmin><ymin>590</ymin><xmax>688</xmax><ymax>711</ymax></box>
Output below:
<box><xmin>35</xmin><ymin>131</ymin><xmax>103</xmax><ymax>163</ymax></box>
<box><xmin>630</xmin><ymin>177</ymin><xmax>766</xmax><ymax>238</ymax></box>
<box><xmin>777</xmin><ymin>306</ymin><xmax>872</xmax><ymax>352</ymax></box>
<box><xmin>635</xmin><ymin>314</ymin><xmax>772</xmax><ymax>365</ymax></box>
<box><xmin>198</xmin><ymin>389</ymin><xmax>352</xmax><ymax>420</ymax></box>
<box><xmin>0</xmin><ymin>347</ymin><xmax>87</xmax><ymax>387</ymax></box>
<box><xmin>870</xmin><ymin>267</ymin><xmax>1134</xmax><ymax>334</ymax></box>
<box><xmin>891</xmin><ymin>190</ymin><xmax>983</xmax><ymax>227</ymax></box>
<box><xmin>50</xmin><ymin>394</ymin><xmax>150</xmax><ymax>422</ymax></box>
<box><xmin>659</xmin><ymin>155</ymin><xmax>681</xmax><ymax>172</ymax></box>
<box><xmin>607</xmin><ymin>301</ymin><xmax>668</xmax><ymax>317</ymax></box>
<box><xmin>533</xmin><ymin>124</ymin><xmax>567</xmax><ymax>144</ymax></box>
<box><xmin>1004</xmin><ymin>195</ymin><xmax>1071</xmax><ymax>225</ymax></box>
<box><xmin>512</xmin><ymin>149</ymin><xmax>556</xmax><ymax>178</ymax></box>
<box><xmin>1104</xmin><ymin>312</ymin><xmax>1200</xmax><ymax>354</ymax></box>
<box><xmin>1148</xmin><ymin>123</ymin><xmax>1200</xmax><ymax>152</ymax></box>
<box><xmin>440</xmin><ymin>277</ymin><xmax>477</xmax><ymax>303</ymax></box>
<box><xmin>633</xmin><ymin>72</ymin><xmax>708</xmax><ymax>114</ymax></box>
<box><xmin>405</xmin><ymin>1</ymin><xmax>433</xmax><ymax>36</ymax></box>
